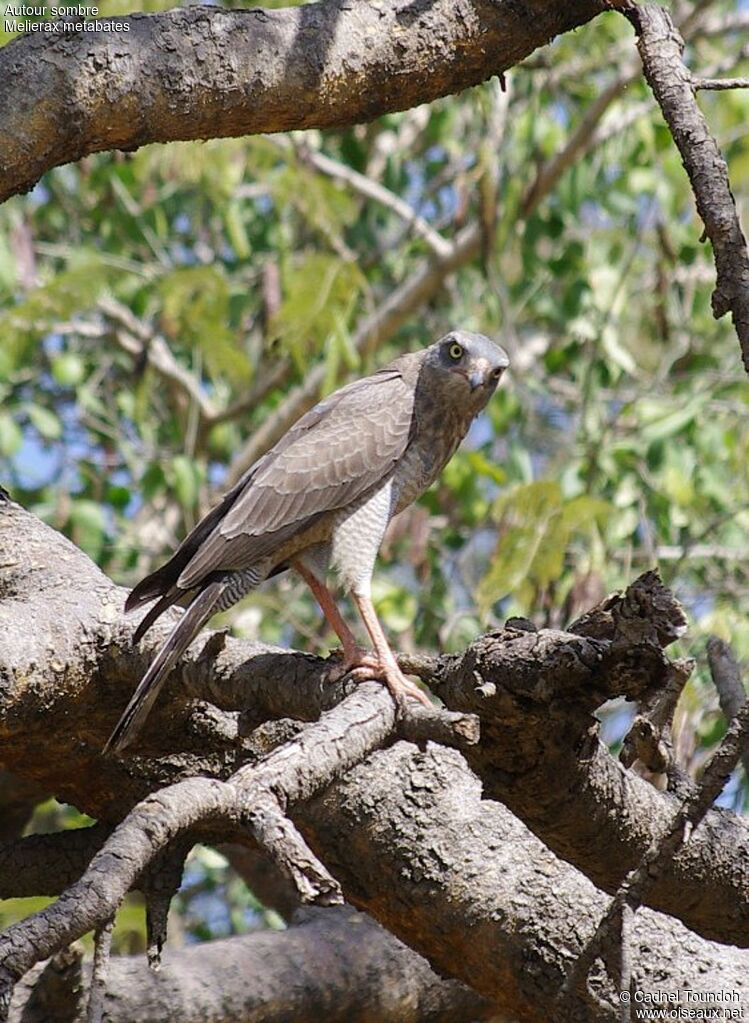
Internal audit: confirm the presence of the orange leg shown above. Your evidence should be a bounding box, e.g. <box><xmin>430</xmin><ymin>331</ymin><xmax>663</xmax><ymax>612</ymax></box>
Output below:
<box><xmin>293</xmin><ymin>560</ymin><xmax>363</xmax><ymax>666</ymax></box>
<box><xmin>351</xmin><ymin>591</ymin><xmax>432</xmax><ymax>709</ymax></box>
<box><xmin>293</xmin><ymin>561</ymin><xmax>430</xmax><ymax>708</ymax></box>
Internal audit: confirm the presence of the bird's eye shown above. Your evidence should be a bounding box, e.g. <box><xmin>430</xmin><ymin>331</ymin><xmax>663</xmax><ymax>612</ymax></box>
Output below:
<box><xmin>448</xmin><ymin>342</ymin><xmax>463</xmax><ymax>361</ymax></box>
<box><xmin>492</xmin><ymin>366</ymin><xmax>504</xmax><ymax>379</ymax></box>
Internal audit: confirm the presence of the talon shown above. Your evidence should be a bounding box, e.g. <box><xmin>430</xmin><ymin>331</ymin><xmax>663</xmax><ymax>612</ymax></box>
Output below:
<box><xmin>333</xmin><ymin>650</ymin><xmax>433</xmax><ymax>708</ymax></box>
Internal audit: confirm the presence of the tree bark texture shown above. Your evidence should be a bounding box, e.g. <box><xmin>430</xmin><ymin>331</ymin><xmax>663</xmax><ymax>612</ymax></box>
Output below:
<box><xmin>8</xmin><ymin>907</ymin><xmax>492</xmax><ymax>1023</ymax></box>
<box><xmin>0</xmin><ymin>0</ymin><xmax>602</xmax><ymax>202</ymax></box>
<box><xmin>1</xmin><ymin>497</ymin><xmax>748</xmax><ymax>1021</ymax></box>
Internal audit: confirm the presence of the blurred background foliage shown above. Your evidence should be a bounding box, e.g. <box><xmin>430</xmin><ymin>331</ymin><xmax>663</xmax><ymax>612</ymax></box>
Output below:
<box><xmin>2</xmin><ymin>0</ymin><xmax>749</xmax><ymax>950</ymax></box>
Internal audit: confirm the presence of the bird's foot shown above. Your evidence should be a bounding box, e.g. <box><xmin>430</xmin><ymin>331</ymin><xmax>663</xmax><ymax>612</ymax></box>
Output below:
<box><xmin>325</xmin><ymin>645</ymin><xmax>375</xmax><ymax>683</ymax></box>
<box><xmin>328</xmin><ymin>648</ymin><xmax>432</xmax><ymax>709</ymax></box>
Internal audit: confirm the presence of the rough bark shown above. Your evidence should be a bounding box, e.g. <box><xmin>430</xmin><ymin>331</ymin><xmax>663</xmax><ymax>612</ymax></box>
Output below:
<box><xmin>429</xmin><ymin>609</ymin><xmax>749</xmax><ymax>947</ymax></box>
<box><xmin>8</xmin><ymin>907</ymin><xmax>492</xmax><ymax>1023</ymax></box>
<box><xmin>298</xmin><ymin>742</ymin><xmax>749</xmax><ymax>1020</ymax></box>
<box><xmin>0</xmin><ymin>771</ymin><xmax>47</xmax><ymax>842</ymax></box>
<box><xmin>2</xmin><ymin>497</ymin><xmax>749</xmax><ymax>1022</ymax></box>
<box><xmin>0</xmin><ymin>0</ymin><xmax>602</xmax><ymax>203</ymax></box>
<box><xmin>620</xmin><ymin>2</ymin><xmax>749</xmax><ymax>371</ymax></box>
<box><xmin>1</xmin><ymin>499</ymin><xmax>748</xmax><ymax>943</ymax></box>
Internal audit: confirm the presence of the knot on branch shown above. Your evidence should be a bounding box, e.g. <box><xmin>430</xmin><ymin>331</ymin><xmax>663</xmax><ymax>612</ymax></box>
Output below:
<box><xmin>433</xmin><ymin>573</ymin><xmax>688</xmax><ymax>720</ymax></box>
<box><xmin>568</xmin><ymin>569</ymin><xmax>687</xmax><ymax>647</ymax></box>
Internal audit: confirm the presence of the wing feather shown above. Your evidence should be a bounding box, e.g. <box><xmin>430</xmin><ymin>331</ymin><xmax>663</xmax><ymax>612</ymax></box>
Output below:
<box><xmin>176</xmin><ymin>367</ymin><xmax>416</xmax><ymax>589</ymax></box>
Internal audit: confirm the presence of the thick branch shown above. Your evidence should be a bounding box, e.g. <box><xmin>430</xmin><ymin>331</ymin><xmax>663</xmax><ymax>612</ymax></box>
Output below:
<box><xmin>0</xmin><ymin>772</ymin><xmax>46</xmax><ymax>842</ymax></box>
<box><xmin>560</xmin><ymin>671</ymin><xmax>749</xmax><ymax>1009</ymax></box>
<box><xmin>0</xmin><ymin>678</ymin><xmax>476</xmax><ymax>1001</ymax></box>
<box><xmin>2</xmin><ymin>501</ymin><xmax>748</xmax><ymax>951</ymax></box>
<box><xmin>8</xmin><ymin>908</ymin><xmax>491</xmax><ymax>1023</ymax></box>
<box><xmin>0</xmin><ymin>825</ymin><xmax>111</xmax><ymax>899</ymax></box>
<box><xmin>297</xmin><ymin>742</ymin><xmax>749</xmax><ymax>1019</ymax></box>
<box><xmin>430</xmin><ymin>574</ymin><xmax>749</xmax><ymax>948</ymax></box>
<box><xmin>2</xmin><ymin>502</ymin><xmax>749</xmax><ymax>1017</ymax></box>
<box><xmin>0</xmin><ymin>0</ymin><xmax>601</xmax><ymax>203</ymax></box>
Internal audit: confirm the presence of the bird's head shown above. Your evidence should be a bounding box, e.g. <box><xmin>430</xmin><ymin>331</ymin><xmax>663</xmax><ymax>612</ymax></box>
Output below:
<box><xmin>423</xmin><ymin>331</ymin><xmax>509</xmax><ymax>412</ymax></box>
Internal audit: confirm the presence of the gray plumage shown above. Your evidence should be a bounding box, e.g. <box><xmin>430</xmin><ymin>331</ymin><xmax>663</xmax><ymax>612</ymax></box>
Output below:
<box><xmin>105</xmin><ymin>331</ymin><xmax>509</xmax><ymax>754</ymax></box>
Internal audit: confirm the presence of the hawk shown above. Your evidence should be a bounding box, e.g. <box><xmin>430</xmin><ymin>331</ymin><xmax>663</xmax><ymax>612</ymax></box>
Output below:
<box><xmin>105</xmin><ymin>331</ymin><xmax>509</xmax><ymax>753</ymax></box>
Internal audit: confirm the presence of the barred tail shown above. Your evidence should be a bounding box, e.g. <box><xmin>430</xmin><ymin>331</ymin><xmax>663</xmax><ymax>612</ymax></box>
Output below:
<box><xmin>104</xmin><ymin>581</ymin><xmax>224</xmax><ymax>755</ymax></box>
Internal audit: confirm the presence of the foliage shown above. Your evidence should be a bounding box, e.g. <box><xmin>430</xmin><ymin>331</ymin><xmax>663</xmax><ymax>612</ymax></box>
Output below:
<box><xmin>2</xmin><ymin>0</ymin><xmax>749</xmax><ymax>948</ymax></box>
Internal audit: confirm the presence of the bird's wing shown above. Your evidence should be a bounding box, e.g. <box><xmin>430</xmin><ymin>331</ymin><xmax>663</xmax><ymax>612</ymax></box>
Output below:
<box><xmin>175</xmin><ymin>366</ymin><xmax>417</xmax><ymax>589</ymax></box>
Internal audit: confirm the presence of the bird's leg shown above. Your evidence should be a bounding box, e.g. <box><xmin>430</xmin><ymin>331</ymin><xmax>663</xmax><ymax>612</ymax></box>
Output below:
<box><xmin>351</xmin><ymin>591</ymin><xmax>432</xmax><ymax>709</ymax></box>
<box><xmin>294</xmin><ymin>562</ymin><xmax>431</xmax><ymax>706</ymax></box>
<box><xmin>292</xmin><ymin>560</ymin><xmax>367</xmax><ymax>670</ymax></box>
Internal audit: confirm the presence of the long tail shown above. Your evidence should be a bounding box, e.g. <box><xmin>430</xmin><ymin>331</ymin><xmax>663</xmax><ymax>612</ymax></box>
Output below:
<box><xmin>104</xmin><ymin>581</ymin><xmax>225</xmax><ymax>755</ymax></box>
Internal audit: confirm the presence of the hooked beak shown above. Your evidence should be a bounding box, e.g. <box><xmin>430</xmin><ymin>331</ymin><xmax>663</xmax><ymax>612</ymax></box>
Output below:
<box><xmin>466</xmin><ymin>357</ymin><xmax>496</xmax><ymax>392</ymax></box>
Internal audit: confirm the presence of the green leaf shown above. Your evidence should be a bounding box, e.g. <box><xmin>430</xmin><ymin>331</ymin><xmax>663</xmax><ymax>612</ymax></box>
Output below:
<box><xmin>171</xmin><ymin>455</ymin><xmax>200</xmax><ymax>510</ymax></box>
<box><xmin>0</xmin><ymin>412</ymin><xmax>22</xmax><ymax>456</ymax></box>
<box><xmin>140</xmin><ymin>463</ymin><xmax>166</xmax><ymax>503</ymax></box>
<box><xmin>225</xmin><ymin>202</ymin><xmax>251</xmax><ymax>260</ymax></box>
<box><xmin>269</xmin><ymin>253</ymin><xmax>365</xmax><ymax>370</ymax></box>
<box><xmin>639</xmin><ymin>398</ymin><xmax>703</xmax><ymax>444</ymax></box>
<box><xmin>106</xmin><ymin>484</ymin><xmax>131</xmax><ymax>511</ymax></box>
<box><xmin>478</xmin><ymin>482</ymin><xmax>611</xmax><ymax>614</ymax></box>
<box><xmin>26</xmin><ymin>404</ymin><xmax>62</xmax><ymax>441</ymax></box>
<box><xmin>51</xmin><ymin>353</ymin><xmax>85</xmax><ymax>387</ymax></box>
<box><xmin>158</xmin><ymin>265</ymin><xmax>251</xmax><ymax>382</ymax></box>
<box><xmin>466</xmin><ymin>451</ymin><xmax>507</xmax><ymax>485</ymax></box>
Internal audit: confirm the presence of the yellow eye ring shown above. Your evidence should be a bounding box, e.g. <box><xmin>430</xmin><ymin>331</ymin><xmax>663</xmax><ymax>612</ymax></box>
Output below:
<box><xmin>449</xmin><ymin>342</ymin><xmax>463</xmax><ymax>361</ymax></box>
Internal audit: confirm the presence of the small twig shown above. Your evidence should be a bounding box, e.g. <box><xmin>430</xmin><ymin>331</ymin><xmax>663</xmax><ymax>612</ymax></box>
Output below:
<box><xmin>693</xmin><ymin>77</ymin><xmax>749</xmax><ymax>90</ymax></box>
<box><xmin>286</xmin><ymin>140</ymin><xmax>454</xmax><ymax>259</ymax></box>
<box><xmin>707</xmin><ymin>635</ymin><xmax>749</xmax><ymax>781</ymax></box>
<box><xmin>623</xmin><ymin>3</ymin><xmax>749</xmax><ymax>373</ymax></box>
<box><xmin>559</xmin><ymin>691</ymin><xmax>749</xmax><ymax>1010</ymax></box>
<box><xmin>396</xmin><ymin>650</ymin><xmax>443</xmax><ymax>682</ymax></box>
<box><xmin>242</xmin><ymin>793</ymin><xmax>343</xmax><ymax>906</ymax></box>
<box><xmin>397</xmin><ymin>702</ymin><xmax>480</xmax><ymax>750</ymax></box>
<box><xmin>98</xmin><ymin>297</ymin><xmax>219</xmax><ymax>422</ymax></box>
<box><xmin>86</xmin><ymin>916</ymin><xmax>114</xmax><ymax>1023</ymax></box>
<box><xmin>142</xmin><ymin>839</ymin><xmax>193</xmax><ymax>971</ymax></box>
<box><xmin>620</xmin><ymin>657</ymin><xmax>694</xmax><ymax>795</ymax></box>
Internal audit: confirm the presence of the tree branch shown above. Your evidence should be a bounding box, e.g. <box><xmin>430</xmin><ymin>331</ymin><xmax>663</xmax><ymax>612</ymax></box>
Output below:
<box><xmin>0</xmin><ymin>824</ymin><xmax>112</xmax><ymax>900</ymax></box>
<box><xmin>287</xmin><ymin>140</ymin><xmax>455</xmax><ymax>259</ymax></box>
<box><xmin>0</xmin><ymin>0</ymin><xmax>602</xmax><ymax>204</ymax></box>
<box><xmin>429</xmin><ymin>573</ymin><xmax>749</xmax><ymax>948</ymax></box>
<box><xmin>97</xmin><ymin>298</ymin><xmax>220</xmax><ymax>424</ymax></box>
<box><xmin>693</xmin><ymin>76</ymin><xmax>749</xmax><ymax>90</ymax></box>
<box><xmin>3</xmin><ymin>500</ymin><xmax>749</xmax><ymax>1019</ymax></box>
<box><xmin>559</xmin><ymin>685</ymin><xmax>749</xmax><ymax>1013</ymax></box>
<box><xmin>0</xmin><ymin>772</ymin><xmax>47</xmax><ymax>843</ymax></box>
<box><xmin>296</xmin><ymin>741</ymin><xmax>749</xmax><ymax>1019</ymax></box>
<box><xmin>2</xmin><ymin>501</ymin><xmax>748</xmax><ymax>952</ymax></box>
<box><xmin>618</xmin><ymin>2</ymin><xmax>749</xmax><ymax>373</ymax></box>
<box><xmin>8</xmin><ymin>908</ymin><xmax>493</xmax><ymax>1023</ymax></box>
<box><xmin>707</xmin><ymin>635</ymin><xmax>749</xmax><ymax>781</ymax></box>
<box><xmin>0</xmin><ymin>678</ymin><xmax>476</xmax><ymax>1008</ymax></box>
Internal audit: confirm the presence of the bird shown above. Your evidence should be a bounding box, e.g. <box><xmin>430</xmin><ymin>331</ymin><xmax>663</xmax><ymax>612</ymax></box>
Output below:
<box><xmin>104</xmin><ymin>331</ymin><xmax>509</xmax><ymax>754</ymax></box>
